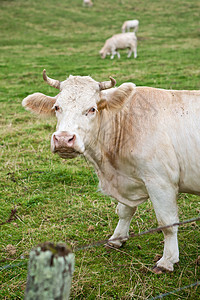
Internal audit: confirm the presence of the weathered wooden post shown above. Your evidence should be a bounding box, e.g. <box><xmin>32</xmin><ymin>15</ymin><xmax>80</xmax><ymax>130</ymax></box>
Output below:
<box><xmin>24</xmin><ymin>242</ymin><xmax>75</xmax><ymax>300</ymax></box>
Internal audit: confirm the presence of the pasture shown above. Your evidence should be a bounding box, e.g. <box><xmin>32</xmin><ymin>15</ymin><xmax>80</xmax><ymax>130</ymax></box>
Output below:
<box><xmin>0</xmin><ymin>0</ymin><xmax>200</xmax><ymax>298</ymax></box>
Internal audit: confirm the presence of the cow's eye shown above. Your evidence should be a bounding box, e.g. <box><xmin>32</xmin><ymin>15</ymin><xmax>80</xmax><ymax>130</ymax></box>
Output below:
<box><xmin>85</xmin><ymin>107</ymin><xmax>98</xmax><ymax>116</ymax></box>
<box><xmin>87</xmin><ymin>107</ymin><xmax>97</xmax><ymax>115</ymax></box>
<box><xmin>89</xmin><ymin>107</ymin><xmax>96</xmax><ymax>113</ymax></box>
<box><xmin>54</xmin><ymin>105</ymin><xmax>60</xmax><ymax>111</ymax></box>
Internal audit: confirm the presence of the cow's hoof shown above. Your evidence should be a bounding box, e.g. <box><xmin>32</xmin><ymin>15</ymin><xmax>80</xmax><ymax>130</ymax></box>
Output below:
<box><xmin>152</xmin><ymin>265</ymin><xmax>168</xmax><ymax>274</ymax></box>
<box><xmin>104</xmin><ymin>242</ymin><xmax>121</xmax><ymax>250</ymax></box>
<box><xmin>104</xmin><ymin>240</ymin><xmax>126</xmax><ymax>250</ymax></box>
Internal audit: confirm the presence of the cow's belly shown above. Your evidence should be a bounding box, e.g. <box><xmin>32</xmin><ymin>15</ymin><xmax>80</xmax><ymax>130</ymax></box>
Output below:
<box><xmin>168</xmin><ymin>112</ymin><xmax>200</xmax><ymax>194</ymax></box>
<box><xmin>98</xmin><ymin>171</ymin><xmax>149</xmax><ymax>208</ymax></box>
<box><xmin>173</xmin><ymin>136</ymin><xmax>200</xmax><ymax>194</ymax></box>
<box><xmin>179</xmin><ymin>163</ymin><xmax>200</xmax><ymax>194</ymax></box>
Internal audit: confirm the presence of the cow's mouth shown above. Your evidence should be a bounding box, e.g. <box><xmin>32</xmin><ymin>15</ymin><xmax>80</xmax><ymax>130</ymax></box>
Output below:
<box><xmin>53</xmin><ymin>147</ymin><xmax>80</xmax><ymax>159</ymax></box>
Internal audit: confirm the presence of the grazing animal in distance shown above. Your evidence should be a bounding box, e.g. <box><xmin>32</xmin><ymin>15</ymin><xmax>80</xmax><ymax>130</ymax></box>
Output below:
<box><xmin>122</xmin><ymin>19</ymin><xmax>139</xmax><ymax>33</ymax></box>
<box><xmin>83</xmin><ymin>0</ymin><xmax>93</xmax><ymax>7</ymax></box>
<box><xmin>22</xmin><ymin>70</ymin><xmax>200</xmax><ymax>274</ymax></box>
<box><xmin>99</xmin><ymin>32</ymin><xmax>137</xmax><ymax>59</ymax></box>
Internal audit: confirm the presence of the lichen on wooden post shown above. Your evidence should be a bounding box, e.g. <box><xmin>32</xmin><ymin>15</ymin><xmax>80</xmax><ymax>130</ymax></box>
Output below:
<box><xmin>24</xmin><ymin>242</ymin><xmax>75</xmax><ymax>300</ymax></box>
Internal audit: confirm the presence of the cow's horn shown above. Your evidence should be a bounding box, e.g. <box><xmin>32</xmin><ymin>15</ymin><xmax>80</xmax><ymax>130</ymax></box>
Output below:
<box><xmin>99</xmin><ymin>76</ymin><xmax>116</xmax><ymax>90</ymax></box>
<box><xmin>43</xmin><ymin>69</ymin><xmax>61</xmax><ymax>90</ymax></box>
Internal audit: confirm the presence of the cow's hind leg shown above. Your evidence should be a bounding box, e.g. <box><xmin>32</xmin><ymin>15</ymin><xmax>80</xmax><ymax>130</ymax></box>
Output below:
<box><xmin>133</xmin><ymin>43</ymin><xmax>137</xmax><ymax>58</ymax></box>
<box><xmin>146</xmin><ymin>183</ymin><xmax>179</xmax><ymax>273</ymax></box>
<box><xmin>106</xmin><ymin>203</ymin><xmax>137</xmax><ymax>248</ymax></box>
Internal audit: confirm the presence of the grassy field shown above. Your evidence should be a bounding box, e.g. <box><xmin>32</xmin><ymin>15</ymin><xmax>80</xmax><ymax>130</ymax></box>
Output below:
<box><xmin>0</xmin><ymin>0</ymin><xmax>200</xmax><ymax>298</ymax></box>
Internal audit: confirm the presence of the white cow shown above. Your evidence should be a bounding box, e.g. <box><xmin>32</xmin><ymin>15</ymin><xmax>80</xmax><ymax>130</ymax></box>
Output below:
<box><xmin>99</xmin><ymin>32</ymin><xmax>137</xmax><ymax>59</ymax></box>
<box><xmin>22</xmin><ymin>70</ymin><xmax>199</xmax><ymax>273</ymax></box>
<box><xmin>122</xmin><ymin>19</ymin><xmax>139</xmax><ymax>33</ymax></box>
<box><xmin>83</xmin><ymin>0</ymin><xmax>93</xmax><ymax>7</ymax></box>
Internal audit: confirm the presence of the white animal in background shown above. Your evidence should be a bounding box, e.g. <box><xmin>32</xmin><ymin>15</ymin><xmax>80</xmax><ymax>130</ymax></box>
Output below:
<box><xmin>99</xmin><ymin>32</ymin><xmax>137</xmax><ymax>59</ymax></box>
<box><xmin>23</xmin><ymin>70</ymin><xmax>200</xmax><ymax>273</ymax></box>
<box><xmin>83</xmin><ymin>0</ymin><xmax>93</xmax><ymax>7</ymax></box>
<box><xmin>122</xmin><ymin>19</ymin><xmax>139</xmax><ymax>33</ymax></box>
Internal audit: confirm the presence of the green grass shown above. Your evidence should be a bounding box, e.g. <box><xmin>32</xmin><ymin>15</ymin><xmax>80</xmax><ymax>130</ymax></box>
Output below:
<box><xmin>0</xmin><ymin>0</ymin><xmax>200</xmax><ymax>298</ymax></box>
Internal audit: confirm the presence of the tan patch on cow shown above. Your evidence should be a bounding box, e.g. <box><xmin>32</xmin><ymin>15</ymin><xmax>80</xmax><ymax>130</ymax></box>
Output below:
<box><xmin>97</xmin><ymin>99</ymin><xmax>108</xmax><ymax>111</ymax></box>
<box><xmin>97</xmin><ymin>106</ymin><xmax>134</xmax><ymax>168</ymax></box>
<box><xmin>22</xmin><ymin>93</ymin><xmax>56</xmax><ymax>116</ymax></box>
<box><xmin>96</xmin><ymin>87</ymin><xmax>161</xmax><ymax>167</ymax></box>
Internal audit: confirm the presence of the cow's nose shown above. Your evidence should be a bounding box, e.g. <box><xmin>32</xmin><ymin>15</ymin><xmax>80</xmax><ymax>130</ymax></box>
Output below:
<box><xmin>53</xmin><ymin>132</ymin><xmax>76</xmax><ymax>149</ymax></box>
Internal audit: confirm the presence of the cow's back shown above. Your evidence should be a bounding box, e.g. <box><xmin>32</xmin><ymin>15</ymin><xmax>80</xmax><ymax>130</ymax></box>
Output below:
<box><xmin>112</xmin><ymin>33</ymin><xmax>136</xmax><ymax>49</ymax></box>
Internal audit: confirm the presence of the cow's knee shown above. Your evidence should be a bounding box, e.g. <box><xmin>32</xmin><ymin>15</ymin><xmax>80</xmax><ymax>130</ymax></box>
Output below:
<box><xmin>116</xmin><ymin>202</ymin><xmax>136</xmax><ymax>219</ymax></box>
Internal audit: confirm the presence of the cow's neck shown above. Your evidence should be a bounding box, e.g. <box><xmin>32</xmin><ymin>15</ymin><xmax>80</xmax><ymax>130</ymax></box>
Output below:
<box><xmin>84</xmin><ymin>109</ymin><xmax>127</xmax><ymax>177</ymax></box>
<box><xmin>83</xmin><ymin>109</ymin><xmax>147</xmax><ymax>207</ymax></box>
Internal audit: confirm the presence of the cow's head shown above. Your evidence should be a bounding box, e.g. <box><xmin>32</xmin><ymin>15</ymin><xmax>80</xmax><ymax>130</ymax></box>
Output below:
<box><xmin>22</xmin><ymin>70</ymin><xmax>120</xmax><ymax>159</ymax></box>
<box><xmin>99</xmin><ymin>48</ymin><xmax>107</xmax><ymax>59</ymax></box>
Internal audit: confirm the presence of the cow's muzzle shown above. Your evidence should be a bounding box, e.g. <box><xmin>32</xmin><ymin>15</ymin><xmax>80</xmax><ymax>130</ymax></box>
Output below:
<box><xmin>51</xmin><ymin>131</ymin><xmax>80</xmax><ymax>158</ymax></box>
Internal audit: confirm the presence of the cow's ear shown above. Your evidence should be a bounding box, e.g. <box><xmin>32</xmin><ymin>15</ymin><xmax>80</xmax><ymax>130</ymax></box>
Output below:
<box><xmin>22</xmin><ymin>93</ymin><xmax>56</xmax><ymax>117</ymax></box>
<box><xmin>97</xmin><ymin>99</ymin><xmax>108</xmax><ymax>111</ymax></box>
<box><xmin>98</xmin><ymin>83</ymin><xmax>135</xmax><ymax>111</ymax></box>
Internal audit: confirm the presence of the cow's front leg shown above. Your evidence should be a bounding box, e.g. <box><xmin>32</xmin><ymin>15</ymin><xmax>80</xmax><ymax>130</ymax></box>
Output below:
<box><xmin>127</xmin><ymin>49</ymin><xmax>132</xmax><ymax>58</ymax></box>
<box><xmin>154</xmin><ymin>224</ymin><xmax>179</xmax><ymax>273</ymax></box>
<box><xmin>106</xmin><ymin>203</ymin><xmax>137</xmax><ymax>248</ymax></box>
<box><xmin>146</xmin><ymin>183</ymin><xmax>179</xmax><ymax>273</ymax></box>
